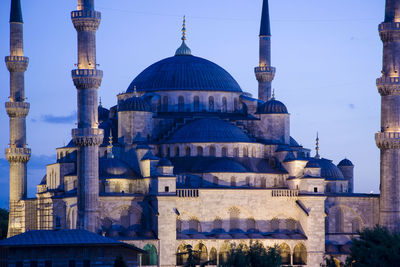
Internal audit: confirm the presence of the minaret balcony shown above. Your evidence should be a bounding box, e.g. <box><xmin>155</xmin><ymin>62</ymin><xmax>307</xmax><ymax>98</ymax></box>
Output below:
<box><xmin>5</xmin><ymin>102</ymin><xmax>30</xmax><ymax>118</ymax></box>
<box><xmin>255</xmin><ymin>66</ymin><xmax>276</xmax><ymax>73</ymax></box>
<box><xmin>255</xmin><ymin>66</ymin><xmax>276</xmax><ymax>82</ymax></box>
<box><xmin>5</xmin><ymin>56</ymin><xmax>29</xmax><ymax>72</ymax></box>
<box><xmin>5</xmin><ymin>147</ymin><xmax>31</xmax><ymax>163</ymax></box>
<box><xmin>375</xmin><ymin>132</ymin><xmax>400</xmax><ymax>149</ymax></box>
<box><xmin>72</xmin><ymin>128</ymin><xmax>104</xmax><ymax>147</ymax></box>
<box><xmin>379</xmin><ymin>22</ymin><xmax>400</xmax><ymax>42</ymax></box>
<box><xmin>377</xmin><ymin>77</ymin><xmax>400</xmax><ymax>95</ymax></box>
<box><xmin>72</xmin><ymin>69</ymin><xmax>103</xmax><ymax>89</ymax></box>
<box><xmin>71</xmin><ymin>10</ymin><xmax>101</xmax><ymax>32</ymax></box>
<box><xmin>379</xmin><ymin>22</ymin><xmax>400</xmax><ymax>32</ymax></box>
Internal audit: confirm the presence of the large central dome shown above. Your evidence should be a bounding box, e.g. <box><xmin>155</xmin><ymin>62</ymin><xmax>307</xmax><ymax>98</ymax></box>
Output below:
<box><xmin>126</xmin><ymin>55</ymin><xmax>242</xmax><ymax>93</ymax></box>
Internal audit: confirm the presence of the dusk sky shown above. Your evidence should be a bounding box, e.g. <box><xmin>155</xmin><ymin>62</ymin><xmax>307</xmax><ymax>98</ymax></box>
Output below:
<box><xmin>0</xmin><ymin>0</ymin><xmax>384</xmax><ymax>207</ymax></box>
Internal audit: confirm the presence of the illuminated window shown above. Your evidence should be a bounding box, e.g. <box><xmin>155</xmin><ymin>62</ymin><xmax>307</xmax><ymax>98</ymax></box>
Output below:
<box><xmin>178</xmin><ymin>96</ymin><xmax>184</xmax><ymax>112</ymax></box>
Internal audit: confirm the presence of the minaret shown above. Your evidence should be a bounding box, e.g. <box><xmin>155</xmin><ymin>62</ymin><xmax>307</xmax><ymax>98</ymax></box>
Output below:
<box><xmin>5</xmin><ymin>0</ymin><xmax>31</xmax><ymax>237</ymax></box>
<box><xmin>255</xmin><ymin>0</ymin><xmax>276</xmax><ymax>102</ymax></box>
<box><xmin>375</xmin><ymin>0</ymin><xmax>400</xmax><ymax>231</ymax></box>
<box><xmin>71</xmin><ymin>0</ymin><xmax>103</xmax><ymax>232</ymax></box>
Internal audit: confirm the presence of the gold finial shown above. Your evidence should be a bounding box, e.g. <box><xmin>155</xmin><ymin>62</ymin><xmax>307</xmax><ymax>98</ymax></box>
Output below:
<box><xmin>133</xmin><ymin>86</ymin><xmax>138</xmax><ymax>97</ymax></box>
<box><xmin>182</xmin><ymin>16</ymin><xmax>187</xmax><ymax>42</ymax></box>
<box><xmin>315</xmin><ymin>132</ymin><xmax>320</xmax><ymax>159</ymax></box>
<box><xmin>107</xmin><ymin>129</ymin><xmax>114</xmax><ymax>158</ymax></box>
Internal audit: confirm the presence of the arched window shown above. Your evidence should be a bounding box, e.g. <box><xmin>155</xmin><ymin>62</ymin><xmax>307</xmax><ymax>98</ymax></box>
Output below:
<box><xmin>114</xmin><ymin>182</ymin><xmax>121</xmax><ymax>193</ymax></box>
<box><xmin>166</xmin><ymin>147</ymin><xmax>171</xmax><ymax>158</ymax></box>
<box><xmin>194</xmin><ymin>243</ymin><xmax>208</xmax><ymax>265</ymax></box>
<box><xmin>252</xmin><ymin>147</ymin><xmax>256</xmax><ymax>157</ymax></box>
<box><xmin>209</xmin><ymin>247</ymin><xmax>217</xmax><ymax>265</ymax></box>
<box><xmin>219</xmin><ymin>243</ymin><xmax>230</xmax><ymax>265</ymax></box>
<box><xmin>213</xmin><ymin>218</ymin><xmax>223</xmax><ymax>232</ymax></box>
<box><xmin>261</xmin><ymin>177</ymin><xmax>266</xmax><ymax>188</ymax></box>
<box><xmin>335</xmin><ymin>208</ymin><xmax>344</xmax><ymax>233</ymax></box>
<box><xmin>209</xmin><ymin>96</ymin><xmax>214</xmax><ymax>112</ymax></box>
<box><xmin>175</xmin><ymin>146</ymin><xmax>180</xmax><ymax>157</ymax></box>
<box><xmin>142</xmin><ymin>244</ymin><xmax>158</xmax><ymax>266</ymax></box>
<box><xmin>157</xmin><ymin>99</ymin><xmax>161</xmax><ymax>112</ymax></box>
<box><xmin>189</xmin><ymin>218</ymin><xmax>201</xmax><ymax>232</ymax></box>
<box><xmin>326</xmin><ymin>183</ymin><xmax>331</xmax><ymax>193</ymax></box>
<box><xmin>280</xmin><ymin>243</ymin><xmax>291</xmax><ymax>265</ymax></box>
<box><xmin>178</xmin><ymin>96</ymin><xmax>184</xmax><ymax>112</ymax></box>
<box><xmin>286</xmin><ymin>218</ymin><xmax>297</xmax><ymax>232</ymax></box>
<box><xmin>274</xmin><ymin>178</ymin><xmax>278</xmax><ymax>187</ymax></box>
<box><xmin>243</xmin><ymin>147</ymin><xmax>248</xmax><ymax>157</ymax></box>
<box><xmin>233</xmin><ymin>148</ymin><xmax>239</xmax><ymax>157</ymax></box>
<box><xmin>194</xmin><ymin>96</ymin><xmax>200</xmax><ymax>112</ymax></box>
<box><xmin>229</xmin><ymin>207</ymin><xmax>240</xmax><ymax>231</ymax></box>
<box><xmin>129</xmin><ymin>183</ymin><xmax>133</xmax><ymax>193</ymax></box>
<box><xmin>209</xmin><ymin>146</ymin><xmax>216</xmax><ymax>157</ymax></box>
<box><xmin>247</xmin><ymin>218</ymin><xmax>256</xmax><ymax>232</ymax></box>
<box><xmin>231</xmin><ymin>177</ymin><xmax>236</xmax><ymax>187</ymax></box>
<box><xmin>185</xmin><ymin>146</ymin><xmax>191</xmax><ymax>157</ymax></box>
<box><xmin>245</xmin><ymin>176</ymin><xmax>250</xmax><ymax>187</ymax></box>
<box><xmin>213</xmin><ymin>176</ymin><xmax>218</xmax><ymax>185</ymax></box>
<box><xmin>352</xmin><ymin>218</ymin><xmax>361</xmax><ymax>233</ymax></box>
<box><xmin>162</xmin><ymin>96</ymin><xmax>168</xmax><ymax>112</ymax></box>
<box><xmin>234</xmin><ymin>98</ymin><xmax>239</xmax><ymax>111</ymax></box>
<box><xmin>271</xmin><ymin>218</ymin><xmax>279</xmax><ymax>232</ymax></box>
<box><xmin>340</xmin><ymin>184</ymin><xmax>344</xmax><ymax>192</ymax></box>
<box><xmin>177</xmin><ymin>244</ymin><xmax>189</xmax><ymax>266</ymax></box>
<box><xmin>293</xmin><ymin>243</ymin><xmax>307</xmax><ymax>265</ymax></box>
<box><xmin>222</xmin><ymin>97</ymin><xmax>227</xmax><ymax>112</ymax></box>
<box><xmin>221</xmin><ymin>147</ymin><xmax>227</xmax><ymax>157</ymax></box>
<box><xmin>197</xmin><ymin>146</ymin><xmax>203</xmax><ymax>156</ymax></box>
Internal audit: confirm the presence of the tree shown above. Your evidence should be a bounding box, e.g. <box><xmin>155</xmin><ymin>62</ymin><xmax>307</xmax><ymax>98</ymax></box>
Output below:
<box><xmin>0</xmin><ymin>208</ymin><xmax>9</xmax><ymax>239</ymax></box>
<box><xmin>321</xmin><ymin>256</ymin><xmax>340</xmax><ymax>267</ymax></box>
<box><xmin>223</xmin><ymin>241</ymin><xmax>282</xmax><ymax>267</ymax></box>
<box><xmin>346</xmin><ymin>225</ymin><xmax>400</xmax><ymax>267</ymax></box>
<box><xmin>114</xmin><ymin>255</ymin><xmax>128</xmax><ymax>267</ymax></box>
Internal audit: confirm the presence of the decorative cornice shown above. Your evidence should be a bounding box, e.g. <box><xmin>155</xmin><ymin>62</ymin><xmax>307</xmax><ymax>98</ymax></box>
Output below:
<box><xmin>72</xmin><ymin>128</ymin><xmax>104</xmax><ymax>147</ymax></box>
<box><xmin>5</xmin><ymin>102</ymin><xmax>29</xmax><ymax>118</ymax></box>
<box><xmin>5</xmin><ymin>56</ymin><xmax>28</xmax><ymax>72</ymax></box>
<box><xmin>377</xmin><ymin>77</ymin><xmax>400</xmax><ymax>95</ymax></box>
<box><xmin>72</xmin><ymin>69</ymin><xmax>103</xmax><ymax>89</ymax></box>
<box><xmin>376</xmin><ymin>132</ymin><xmax>400</xmax><ymax>149</ymax></box>
<box><xmin>255</xmin><ymin>66</ymin><xmax>276</xmax><ymax>82</ymax></box>
<box><xmin>5</xmin><ymin>147</ymin><xmax>31</xmax><ymax>163</ymax></box>
<box><xmin>71</xmin><ymin>10</ymin><xmax>101</xmax><ymax>32</ymax></box>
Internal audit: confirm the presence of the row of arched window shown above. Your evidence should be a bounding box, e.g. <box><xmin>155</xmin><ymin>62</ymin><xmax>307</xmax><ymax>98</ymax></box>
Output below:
<box><xmin>159</xmin><ymin>95</ymin><xmax>240</xmax><ymax>112</ymax></box>
<box><xmin>165</xmin><ymin>145</ymin><xmax>259</xmax><ymax>158</ymax></box>
<box><xmin>329</xmin><ymin>208</ymin><xmax>362</xmax><ymax>233</ymax></box>
<box><xmin>177</xmin><ymin>216</ymin><xmax>298</xmax><ymax>233</ymax></box>
<box><xmin>176</xmin><ymin>242</ymin><xmax>307</xmax><ymax>266</ymax></box>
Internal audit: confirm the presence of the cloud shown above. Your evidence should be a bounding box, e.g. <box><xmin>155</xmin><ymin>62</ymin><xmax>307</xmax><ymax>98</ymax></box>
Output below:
<box><xmin>41</xmin><ymin>111</ymin><xmax>76</xmax><ymax>124</ymax></box>
<box><xmin>348</xmin><ymin>104</ymin><xmax>355</xmax><ymax>109</ymax></box>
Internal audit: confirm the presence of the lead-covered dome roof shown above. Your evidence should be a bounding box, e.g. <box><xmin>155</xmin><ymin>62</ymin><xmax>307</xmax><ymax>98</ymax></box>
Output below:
<box><xmin>127</xmin><ymin>55</ymin><xmax>242</xmax><ymax>93</ymax></box>
<box><xmin>167</xmin><ymin>118</ymin><xmax>252</xmax><ymax>143</ymax></box>
<box><xmin>118</xmin><ymin>96</ymin><xmax>151</xmax><ymax>112</ymax></box>
<box><xmin>99</xmin><ymin>158</ymin><xmax>138</xmax><ymax>178</ymax></box>
<box><xmin>338</xmin><ymin>158</ymin><xmax>354</xmax><ymax>167</ymax></box>
<box><xmin>317</xmin><ymin>158</ymin><xmax>344</xmax><ymax>180</ymax></box>
<box><xmin>257</xmin><ymin>99</ymin><xmax>288</xmax><ymax>114</ymax></box>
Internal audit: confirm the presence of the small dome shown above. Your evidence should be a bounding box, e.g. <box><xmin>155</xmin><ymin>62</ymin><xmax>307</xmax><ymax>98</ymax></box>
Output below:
<box><xmin>126</xmin><ymin>55</ymin><xmax>242</xmax><ymax>93</ymax></box>
<box><xmin>168</xmin><ymin>118</ymin><xmax>251</xmax><ymax>143</ymax></box>
<box><xmin>317</xmin><ymin>158</ymin><xmax>344</xmax><ymax>180</ymax></box>
<box><xmin>338</xmin><ymin>158</ymin><xmax>354</xmax><ymax>167</ymax></box>
<box><xmin>158</xmin><ymin>158</ymin><xmax>173</xmax><ymax>167</ymax></box>
<box><xmin>257</xmin><ymin>99</ymin><xmax>288</xmax><ymax>114</ymax></box>
<box><xmin>98</xmin><ymin>105</ymin><xmax>110</xmax><ymax>122</ymax></box>
<box><xmin>305</xmin><ymin>160</ymin><xmax>320</xmax><ymax>168</ymax></box>
<box><xmin>118</xmin><ymin>97</ymin><xmax>151</xmax><ymax>112</ymax></box>
<box><xmin>99</xmin><ymin>158</ymin><xmax>138</xmax><ymax>178</ymax></box>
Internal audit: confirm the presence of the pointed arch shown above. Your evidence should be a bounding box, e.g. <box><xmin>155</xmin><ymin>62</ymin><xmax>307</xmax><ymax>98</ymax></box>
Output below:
<box><xmin>222</xmin><ymin>97</ymin><xmax>227</xmax><ymax>112</ymax></box>
<box><xmin>142</xmin><ymin>244</ymin><xmax>158</xmax><ymax>266</ymax></box>
<box><xmin>209</xmin><ymin>247</ymin><xmax>217</xmax><ymax>264</ymax></box>
<box><xmin>209</xmin><ymin>96</ymin><xmax>215</xmax><ymax>111</ymax></box>
<box><xmin>293</xmin><ymin>243</ymin><xmax>307</xmax><ymax>265</ymax></box>
<box><xmin>177</xmin><ymin>244</ymin><xmax>188</xmax><ymax>266</ymax></box>
<box><xmin>229</xmin><ymin>207</ymin><xmax>240</xmax><ymax>231</ymax></box>
<box><xmin>279</xmin><ymin>243</ymin><xmax>291</xmax><ymax>265</ymax></box>
<box><xmin>193</xmin><ymin>96</ymin><xmax>200</xmax><ymax>112</ymax></box>
<box><xmin>194</xmin><ymin>243</ymin><xmax>208</xmax><ymax>265</ymax></box>
<box><xmin>221</xmin><ymin>147</ymin><xmax>228</xmax><ymax>157</ymax></box>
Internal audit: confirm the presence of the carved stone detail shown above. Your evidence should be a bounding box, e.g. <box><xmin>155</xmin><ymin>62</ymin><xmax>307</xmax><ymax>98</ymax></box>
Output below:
<box><xmin>5</xmin><ymin>102</ymin><xmax>30</xmax><ymax>117</ymax></box>
<box><xmin>255</xmin><ymin>66</ymin><xmax>276</xmax><ymax>82</ymax></box>
<box><xmin>5</xmin><ymin>147</ymin><xmax>31</xmax><ymax>163</ymax></box>
<box><xmin>72</xmin><ymin>128</ymin><xmax>104</xmax><ymax>147</ymax></box>
<box><xmin>72</xmin><ymin>69</ymin><xmax>103</xmax><ymax>89</ymax></box>
<box><xmin>376</xmin><ymin>132</ymin><xmax>400</xmax><ymax>149</ymax></box>
<box><xmin>5</xmin><ymin>56</ymin><xmax>29</xmax><ymax>72</ymax></box>
<box><xmin>71</xmin><ymin>10</ymin><xmax>101</xmax><ymax>32</ymax></box>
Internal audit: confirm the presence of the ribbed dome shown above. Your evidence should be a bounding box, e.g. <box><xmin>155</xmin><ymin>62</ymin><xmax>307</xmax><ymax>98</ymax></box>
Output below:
<box><xmin>99</xmin><ymin>158</ymin><xmax>138</xmax><ymax>178</ymax></box>
<box><xmin>257</xmin><ymin>99</ymin><xmax>288</xmax><ymax>114</ymax></box>
<box><xmin>317</xmin><ymin>158</ymin><xmax>344</xmax><ymax>180</ymax></box>
<box><xmin>338</xmin><ymin>158</ymin><xmax>354</xmax><ymax>167</ymax></box>
<box><xmin>305</xmin><ymin>160</ymin><xmax>320</xmax><ymax>168</ymax></box>
<box><xmin>167</xmin><ymin>118</ymin><xmax>251</xmax><ymax>143</ymax></box>
<box><xmin>118</xmin><ymin>97</ymin><xmax>151</xmax><ymax>112</ymax></box>
<box><xmin>127</xmin><ymin>55</ymin><xmax>242</xmax><ymax>93</ymax></box>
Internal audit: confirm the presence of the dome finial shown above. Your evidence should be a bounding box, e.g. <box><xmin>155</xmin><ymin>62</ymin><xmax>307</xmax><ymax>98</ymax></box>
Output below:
<box><xmin>133</xmin><ymin>86</ymin><xmax>138</xmax><ymax>97</ymax></box>
<box><xmin>99</xmin><ymin>97</ymin><xmax>102</xmax><ymax>107</ymax></box>
<box><xmin>107</xmin><ymin>129</ymin><xmax>114</xmax><ymax>159</ymax></box>
<box><xmin>315</xmin><ymin>132</ymin><xmax>320</xmax><ymax>159</ymax></box>
<box><xmin>175</xmin><ymin>16</ymin><xmax>192</xmax><ymax>56</ymax></box>
<box><xmin>272</xmin><ymin>88</ymin><xmax>275</xmax><ymax>100</ymax></box>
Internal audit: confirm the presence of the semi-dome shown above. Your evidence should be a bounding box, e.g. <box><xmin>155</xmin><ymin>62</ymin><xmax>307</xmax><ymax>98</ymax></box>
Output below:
<box><xmin>317</xmin><ymin>158</ymin><xmax>344</xmax><ymax>180</ymax></box>
<box><xmin>99</xmin><ymin>158</ymin><xmax>138</xmax><ymax>178</ymax></box>
<box><xmin>257</xmin><ymin>99</ymin><xmax>288</xmax><ymax>114</ymax></box>
<box><xmin>118</xmin><ymin>97</ymin><xmax>151</xmax><ymax>112</ymax></box>
<box><xmin>167</xmin><ymin>118</ymin><xmax>252</xmax><ymax>143</ymax></box>
<box><xmin>126</xmin><ymin>55</ymin><xmax>242</xmax><ymax>93</ymax></box>
<box><xmin>338</xmin><ymin>158</ymin><xmax>354</xmax><ymax>167</ymax></box>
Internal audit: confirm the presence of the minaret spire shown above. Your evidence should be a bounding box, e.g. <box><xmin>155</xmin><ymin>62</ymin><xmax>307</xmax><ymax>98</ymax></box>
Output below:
<box><xmin>315</xmin><ymin>132</ymin><xmax>320</xmax><ymax>159</ymax></box>
<box><xmin>255</xmin><ymin>0</ymin><xmax>276</xmax><ymax>102</ymax></box>
<box><xmin>71</xmin><ymin>0</ymin><xmax>103</xmax><ymax>232</ymax></box>
<box><xmin>376</xmin><ymin>0</ymin><xmax>400</xmax><ymax>231</ymax></box>
<box><xmin>5</xmin><ymin>0</ymin><xmax>31</xmax><ymax>237</ymax></box>
<box><xmin>175</xmin><ymin>16</ymin><xmax>192</xmax><ymax>56</ymax></box>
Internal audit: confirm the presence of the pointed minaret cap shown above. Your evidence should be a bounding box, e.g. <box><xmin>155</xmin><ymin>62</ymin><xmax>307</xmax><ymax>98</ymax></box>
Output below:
<box><xmin>10</xmin><ymin>0</ymin><xmax>23</xmax><ymax>23</ymax></box>
<box><xmin>175</xmin><ymin>16</ymin><xmax>192</xmax><ymax>56</ymax></box>
<box><xmin>260</xmin><ymin>0</ymin><xmax>271</xmax><ymax>36</ymax></box>
<box><xmin>315</xmin><ymin>132</ymin><xmax>321</xmax><ymax>159</ymax></box>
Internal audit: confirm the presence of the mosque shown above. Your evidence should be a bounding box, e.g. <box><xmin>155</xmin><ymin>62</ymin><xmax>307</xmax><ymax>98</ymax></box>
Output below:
<box><xmin>4</xmin><ymin>0</ymin><xmax>400</xmax><ymax>266</ymax></box>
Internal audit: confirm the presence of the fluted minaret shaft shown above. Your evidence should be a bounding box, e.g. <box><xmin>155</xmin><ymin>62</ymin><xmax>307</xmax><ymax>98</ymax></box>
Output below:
<box><xmin>5</xmin><ymin>0</ymin><xmax>31</xmax><ymax>238</ymax></box>
<box><xmin>71</xmin><ymin>0</ymin><xmax>103</xmax><ymax>233</ymax></box>
<box><xmin>376</xmin><ymin>0</ymin><xmax>400</xmax><ymax>232</ymax></box>
<box><xmin>255</xmin><ymin>0</ymin><xmax>275</xmax><ymax>102</ymax></box>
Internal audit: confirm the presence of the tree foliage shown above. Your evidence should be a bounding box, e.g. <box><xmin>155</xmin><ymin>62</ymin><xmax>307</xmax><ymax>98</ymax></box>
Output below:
<box><xmin>222</xmin><ymin>241</ymin><xmax>282</xmax><ymax>267</ymax></box>
<box><xmin>346</xmin><ymin>225</ymin><xmax>400</xmax><ymax>267</ymax></box>
<box><xmin>0</xmin><ymin>208</ymin><xmax>8</xmax><ymax>240</ymax></box>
